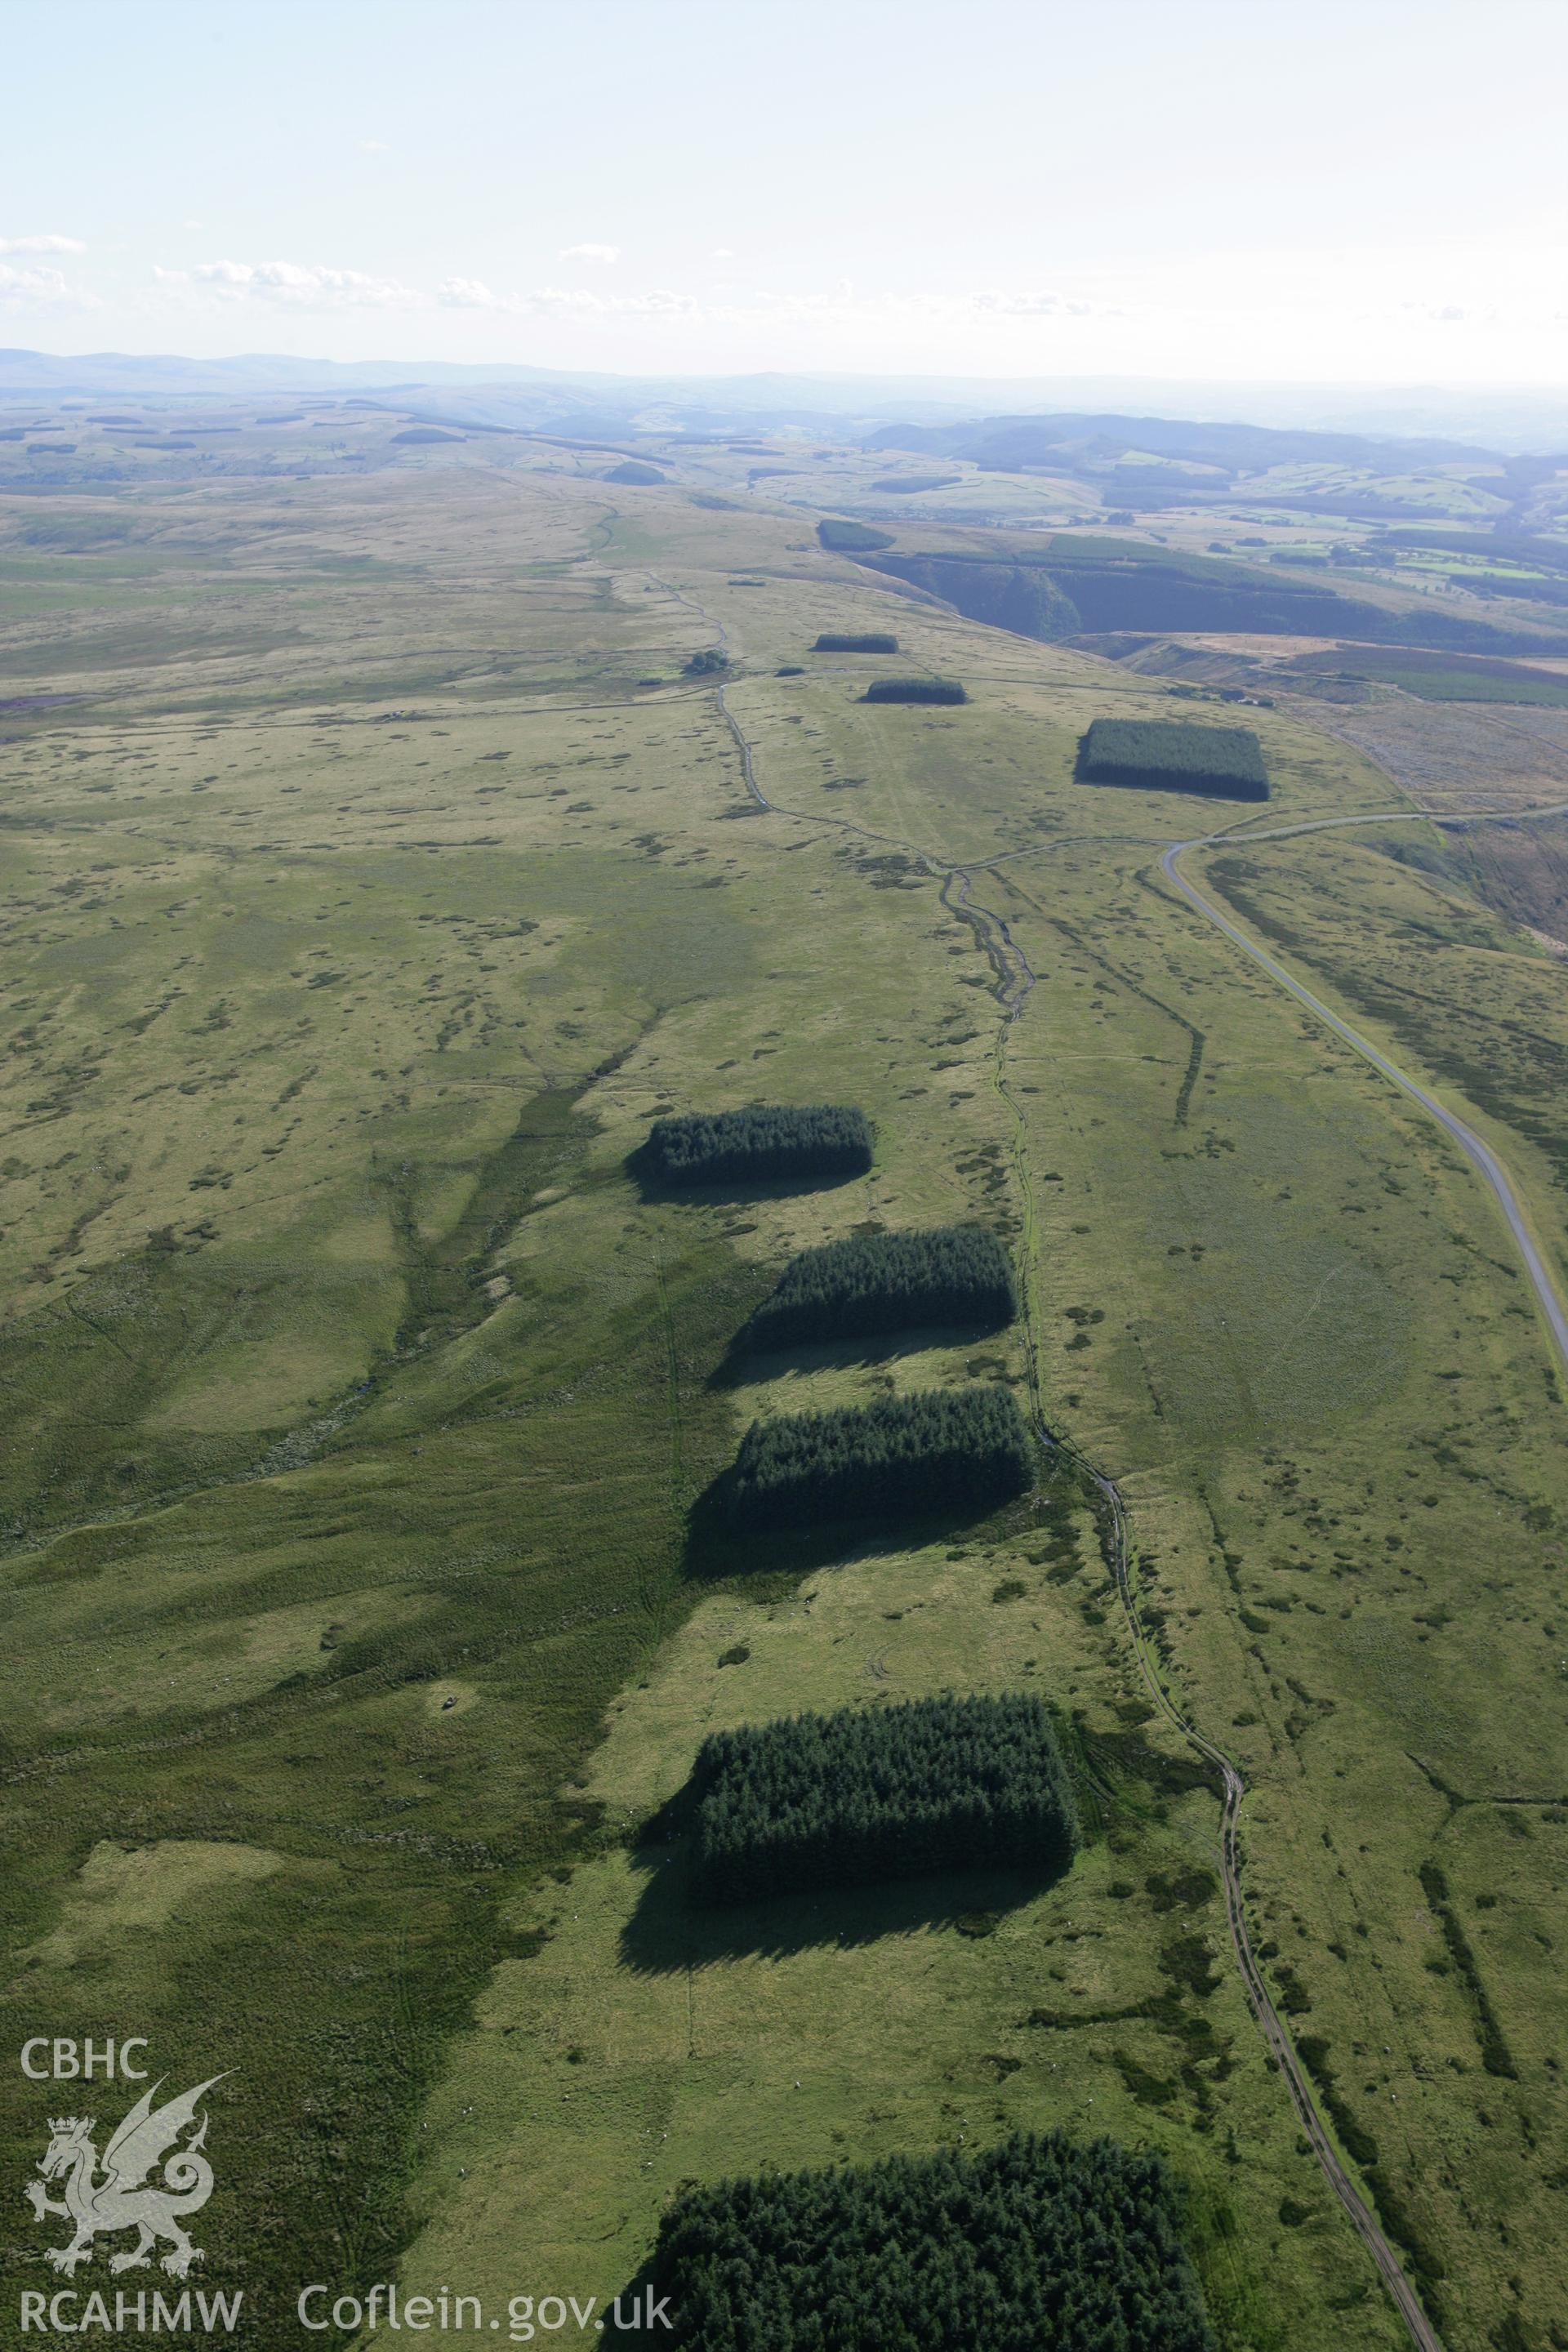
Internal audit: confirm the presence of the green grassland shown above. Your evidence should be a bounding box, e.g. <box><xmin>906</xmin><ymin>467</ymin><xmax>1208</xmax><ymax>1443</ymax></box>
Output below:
<box><xmin>1304</xmin><ymin>660</ymin><xmax>1568</xmax><ymax>707</ymax></box>
<box><xmin>2</xmin><ymin>465</ymin><xmax>1566</xmax><ymax>2352</ymax></box>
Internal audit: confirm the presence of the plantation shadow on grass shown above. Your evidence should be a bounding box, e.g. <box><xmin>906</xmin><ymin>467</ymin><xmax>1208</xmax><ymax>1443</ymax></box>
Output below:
<box><xmin>626</xmin><ymin>1150</ymin><xmax>871</xmax><ymax>1209</ymax></box>
<box><xmin>617</xmin><ymin>1838</ymin><xmax>1066</xmax><ymax>1974</ymax></box>
<box><xmin>681</xmin><ymin>1478</ymin><xmax>1030</xmax><ymax>1584</ymax></box>
<box><xmin>709</xmin><ymin>1320</ymin><xmax>1007</xmax><ymax>1391</ymax></box>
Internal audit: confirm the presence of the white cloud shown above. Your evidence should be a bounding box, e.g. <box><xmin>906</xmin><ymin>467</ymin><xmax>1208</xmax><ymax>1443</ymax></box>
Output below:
<box><xmin>559</xmin><ymin>243</ymin><xmax>620</xmax><ymax>265</ymax></box>
<box><xmin>438</xmin><ymin>277</ymin><xmax>502</xmax><ymax>309</ymax></box>
<box><xmin>159</xmin><ymin>258</ymin><xmax>420</xmax><ymax>308</ymax></box>
<box><xmin>0</xmin><ymin>263</ymin><xmax>71</xmax><ymax>301</ymax></box>
<box><xmin>710</xmin><ymin>247</ymin><xmax>735</xmax><ymax>261</ymax></box>
<box><xmin>438</xmin><ymin>277</ymin><xmax>697</xmax><ymax>318</ymax></box>
<box><xmin>0</xmin><ymin>234</ymin><xmax>85</xmax><ymax>256</ymax></box>
<box><xmin>358</xmin><ymin>139</ymin><xmax>389</xmax><ymax>154</ymax></box>
<box><xmin>968</xmin><ymin>289</ymin><xmax>1094</xmax><ymax>318</ymax></box>
<box><xmin>524</xmin><ymin>285</ymin><xmax>698</xmax><ymax>317</ymax></box>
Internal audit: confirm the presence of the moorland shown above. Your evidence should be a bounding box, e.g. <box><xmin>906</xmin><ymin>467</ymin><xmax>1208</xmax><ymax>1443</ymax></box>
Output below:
<box><xmin>2</xmin><ymin>390</ymin><xmax>1567</xmax><ymax>2351</ymax></box>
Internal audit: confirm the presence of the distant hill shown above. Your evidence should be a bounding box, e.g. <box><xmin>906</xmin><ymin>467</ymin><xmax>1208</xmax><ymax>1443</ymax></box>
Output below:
<box><xmin>2</xmin><ymin>350</ymin><xmax>1566</xmax><ymax>452</ymax></box>
<box><xmin>865</xmin><ymin>410</ymin><xmax>1494</xmax><ymax>475</ymax></box>
<box><xmin>862</xmin><ymin>541</ymin><xmax>1568</xmax><ymax>662</ymax></box>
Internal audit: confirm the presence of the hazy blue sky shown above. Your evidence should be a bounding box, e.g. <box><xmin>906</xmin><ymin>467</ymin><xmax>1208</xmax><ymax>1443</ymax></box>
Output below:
<box><xmin>4</xmin><ymin>0</ymin><xmax>1566</xmax><ymax>383</ymax></box>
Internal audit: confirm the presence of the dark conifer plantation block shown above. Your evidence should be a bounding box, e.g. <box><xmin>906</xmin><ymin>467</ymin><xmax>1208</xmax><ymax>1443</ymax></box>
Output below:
<box><xmin>817</xmin><ymin>518</ymin><xmax>895</xmax><ymax>552</ymax></box>
<box><xmin>1076</xmin><ymin>717</ymin><xmax>1269</xmax><ymax>800</ymax></box>
<box><xmin>724</xmin><ymin>1385</ymin><xmax>1031</xmax><ymax>1530</ymax></box>
<box><xmin>746</xmin><ymin>1224</ymin><xmax>1016</xmax><ymax>1348</ymax></box>
<box><xmin>812</xmin><ymin>631</ymin><xmax>899</xmax><ymax>652</ymax></box>
<box><xmin>639</xmin><ymin>1105</ymin><xmax>872</xmax><ymax>1188</ymax></box>
<box><xmin>862</xmin><ymin>675</ymin><xmax>968</xmax><ymax>704</ymax></box>
<box><xmin>609</xmin><ymin>2131</ymin><xmax>1218</xmax><ymax>2350</ymax></box>
<box><xmin>690</xmin><ymin>1689</ymin><xmax>1080</xmax><ymax>1905</ymax></box>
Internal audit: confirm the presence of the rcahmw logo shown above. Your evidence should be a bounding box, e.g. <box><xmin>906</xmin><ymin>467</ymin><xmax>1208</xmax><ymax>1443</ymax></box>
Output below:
<box><xmin>18</xmin><ymin>2041</ymin><xmax>242</xmax><ymax>2333</ymax></box>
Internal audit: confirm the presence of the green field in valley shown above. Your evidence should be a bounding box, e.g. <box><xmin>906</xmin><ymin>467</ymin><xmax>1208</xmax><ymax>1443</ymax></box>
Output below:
<box><xmin>2</xmin><ymin>461</ymin><xmax>1566</xmax><ymax>2352</ymax></box>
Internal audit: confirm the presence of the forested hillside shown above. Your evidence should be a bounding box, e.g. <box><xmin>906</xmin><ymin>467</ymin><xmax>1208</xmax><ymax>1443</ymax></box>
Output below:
<box><xmin>865</xmin><ymin>543</ymin><xmax>1568</xmax><ymax>654</ymax></box>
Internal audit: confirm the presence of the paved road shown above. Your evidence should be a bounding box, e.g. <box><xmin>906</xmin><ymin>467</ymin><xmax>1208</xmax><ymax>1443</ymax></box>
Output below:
<box><xmin>1161</xmin><ymin>834</ymin><xmax>1568</xmax><ymax>1380</ymax></box>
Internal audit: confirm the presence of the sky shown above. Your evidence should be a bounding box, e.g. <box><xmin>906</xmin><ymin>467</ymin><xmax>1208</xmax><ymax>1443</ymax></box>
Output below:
<box><xmin>3</xmin><ymin>0</ymin><xmax>1566</xmax><ymax>387</ymax></box>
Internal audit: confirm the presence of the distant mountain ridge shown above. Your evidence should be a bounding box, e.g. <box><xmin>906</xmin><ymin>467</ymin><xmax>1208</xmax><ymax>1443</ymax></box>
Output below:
<box><xmin>865</xmin><ymin>409</ymin><xmax>1495</xmax><ymax>473</ymax></box>
<box><xmin>2</xmin><ymin>348</ymin><xmax>1566</xmax><ymax>452</ymax></box>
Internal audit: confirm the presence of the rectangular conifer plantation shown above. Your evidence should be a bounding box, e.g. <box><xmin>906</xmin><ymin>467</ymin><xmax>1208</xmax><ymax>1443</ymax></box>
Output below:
<box><xmin>817</xmin><ymin>518</ymin><xmax>895</xmax><ymax>552</ymax></box>
<box><xmin>724</xmin><ymin>1385</ymin><xmax>1031</xmax><ymax>1530</ymax></box>
<box><xmin>639</xmin><ymin>1105</ymin><xmax>872</xmax><ymax>1188</ymax></box>
<box><xmin>689</xmin><ymin>1690</ymin><xmax>1080</xmax><ymax>1904</ymax></box>
<box><xmin>608</xmin><ymin>2131</ymin><xmax>1217</xmax><ymax>2350</ymax></box>
<box><xmin>813</xmin><ymin>631</ymin><xmax>899</xmax><ymax>652</ymax></box>
<box><xmin>746</xmin><ymin>1224</ymin><xmax>1015</xmax><ymax>1349</ymax></box>
<box><xmin>863</xmin><ymin>676</ymin><xmax>968</xmax><ymax>704</ymax></box>
<box><xmin>1076</xmin><ymin>717</ymin><xmax>1268</xmax><ymax>800</ymax></box>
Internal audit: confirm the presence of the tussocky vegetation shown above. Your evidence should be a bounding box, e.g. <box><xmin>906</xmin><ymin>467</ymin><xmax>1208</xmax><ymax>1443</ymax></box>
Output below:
<box><xmin>1076</xmin><ymin>717</ymin><xmax>1270</xmax><ymax>800</ymax></box>
<box><xmin>608</xmin><ymin>2132</ymin><xmax>1216</xmax><ymax>2350</ymax></box>
<box><xmin>722</xmin><ymin>1387</ymin><xmax>1032</xmax><ymax>1530</ymax></box>
<box><xmin>744</xmin><ymin>1224</ymin><xmax>1016</xmax><ymax>1350</ymax></box>
<box><xmin>638</xmin><ymin>1105</ymin><xmax>874</xmax><ymax>1189</ymax></box>
<box><xmin>688</xmin><ymin>1690</ymin><xmax>1080</xmax><ymax>1905</ymax></box>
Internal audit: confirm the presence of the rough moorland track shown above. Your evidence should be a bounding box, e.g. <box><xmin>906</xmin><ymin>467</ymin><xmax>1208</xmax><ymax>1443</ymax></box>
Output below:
<box><xmin>697</xmin><ymin>647</ymin><xmax>1446</xmax><ymax>2350</ymax></box>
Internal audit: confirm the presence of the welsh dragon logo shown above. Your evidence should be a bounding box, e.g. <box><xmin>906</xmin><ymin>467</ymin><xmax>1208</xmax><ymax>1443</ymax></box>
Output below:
<box><xmin>27</xmin><ymin>2077</ymin><xmax>225</xmax><ymax>2279</ymax></box>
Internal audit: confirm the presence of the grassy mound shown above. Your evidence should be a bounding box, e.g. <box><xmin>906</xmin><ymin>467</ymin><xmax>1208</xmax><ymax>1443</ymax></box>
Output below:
<box><xmin>746</xmin><ymin>1225</ymin><xmax>1015</xmax><ymax>1350</ymax></box>
<box><xmin>1076</xmin><ymin>718</ymin><xmax>1268</xmax><ymax>800</ymax></box>
<box><xmin>724</xmin><ymin>1385</ymin><xmax>1031</xmax><ymax>1530</ymax></box>
<box><xmin>690</xmin><ymin>1690</ymin><xmax>1079</xmax><ymax>1904</ymax></box>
